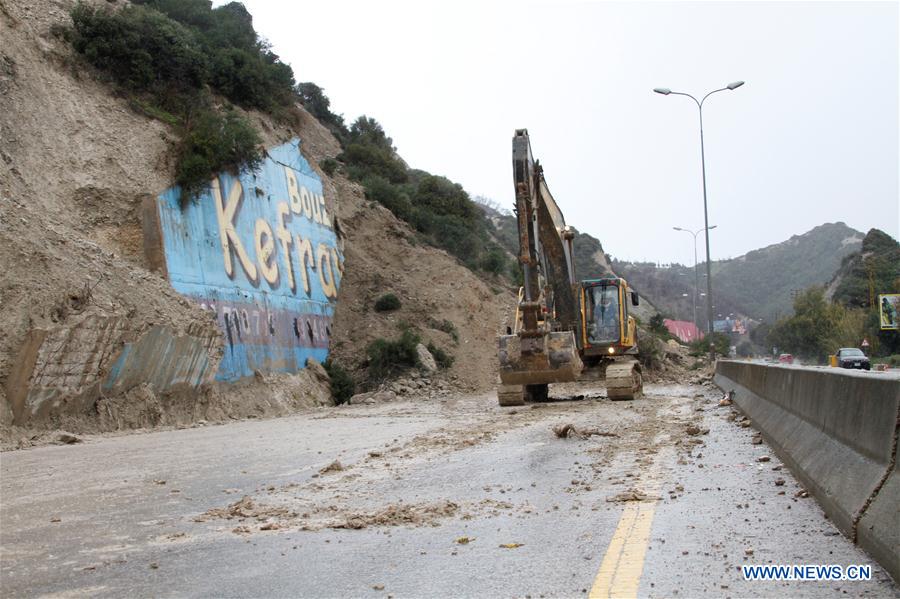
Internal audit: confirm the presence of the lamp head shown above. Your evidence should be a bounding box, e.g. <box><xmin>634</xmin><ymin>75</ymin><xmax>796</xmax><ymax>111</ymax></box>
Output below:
<box><xmin>727</xmin><ymin>81</ymin><xmax>745</xmax><ymax>90</ymax></box>
<box><xmin>653</xmin><ymin>87</ymin><xmax>672</xmax><ymax>95</ymax></box>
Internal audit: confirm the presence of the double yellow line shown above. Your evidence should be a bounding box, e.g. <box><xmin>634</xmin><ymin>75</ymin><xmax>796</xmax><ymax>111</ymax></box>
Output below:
<box><xmin>589</xmin><ymin>498</ymin><xmax>658</xmax><ymax>598</ymax></box>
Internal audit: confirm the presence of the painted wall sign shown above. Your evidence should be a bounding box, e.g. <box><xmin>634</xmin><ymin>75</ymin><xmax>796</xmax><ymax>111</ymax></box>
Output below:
<box><xmin>148</xmin><ymin>138</ymin><xmax>342</xmax><ymax>381</ymax></box>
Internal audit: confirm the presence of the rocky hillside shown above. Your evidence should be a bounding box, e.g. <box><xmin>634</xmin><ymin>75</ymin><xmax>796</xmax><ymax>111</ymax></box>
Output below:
<box><xmin>0</xmin><ymin>0</ymin><xmax>512</xmax><ymax>442</ymax></box>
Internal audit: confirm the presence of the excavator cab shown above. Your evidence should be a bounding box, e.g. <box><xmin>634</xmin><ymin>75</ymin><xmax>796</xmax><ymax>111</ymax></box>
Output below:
<box><xmin>581</xmin><ymin>278</ymin><xmax>639</xmax><ymax>357</ymax></box>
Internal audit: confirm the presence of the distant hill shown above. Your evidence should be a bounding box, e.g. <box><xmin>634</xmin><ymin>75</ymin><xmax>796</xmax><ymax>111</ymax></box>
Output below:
<box><xmin>827</xmin><ymin>228</ymin><xmax>900</xmax><ymax>307</ymax></box>
<box><xmin>712</xmin><ymin>222</ymin><xmax>864</xmax><ymax>321</ymax></box>
<box><xmin>614</xmin><ymin>222</ymin><xmax>865</xmax><ymax>323</ymax></box>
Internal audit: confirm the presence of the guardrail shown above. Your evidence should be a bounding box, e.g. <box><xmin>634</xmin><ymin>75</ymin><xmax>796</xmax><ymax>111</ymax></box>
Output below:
<box><xmin>715</xmin><ymin>360</ymin><xmax>899</xmax><ymax>582</ymax></box>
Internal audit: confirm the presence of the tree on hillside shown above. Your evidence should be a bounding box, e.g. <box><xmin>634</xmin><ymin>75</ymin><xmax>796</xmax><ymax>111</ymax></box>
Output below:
<box><xmin>832</xmin><ymin>229</ymin><xmax>900</xmax><ymax>308</ymax></box>
<box><xmin>768</xmin><ymin>287</ymin><xmax>870</xmax><ymax>362</ymax></box>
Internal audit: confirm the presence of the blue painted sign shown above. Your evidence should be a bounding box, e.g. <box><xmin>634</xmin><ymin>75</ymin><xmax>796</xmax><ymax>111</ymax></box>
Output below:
<box><xmin>153</xmin><ymin>138</ymin><xmax>342</xmax><ymax>381</ymax></box>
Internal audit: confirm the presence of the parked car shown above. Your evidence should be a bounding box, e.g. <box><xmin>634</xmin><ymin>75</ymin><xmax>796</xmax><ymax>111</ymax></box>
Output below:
<box><xmin>778</xmin><ymin>353</ymin><xmax>794</xmax><ymax>364</ymax></box>
<box><xmin>836</xmin><ymin>348</ymin><xmax>871</xmax><ymax>370</ymax></box>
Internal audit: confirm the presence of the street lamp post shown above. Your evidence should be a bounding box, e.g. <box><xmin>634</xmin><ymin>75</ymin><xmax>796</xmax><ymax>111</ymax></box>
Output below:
<box><xmin>654</xmin><ymin>81</ymin><xmax>744</xmax><ymax>362</ymax></box>
<box><xmin>673</xmin><ymin>225</ymin><xmax>717</xmax><ymax>333</ymax></box>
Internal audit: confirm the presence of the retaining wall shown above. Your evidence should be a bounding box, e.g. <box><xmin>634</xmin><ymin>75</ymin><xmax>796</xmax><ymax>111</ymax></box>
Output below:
<box><xmin>5</xmin><ymin>317</ymin><xmax>221</xmax><ymax>425</ymax></box>
<box><xmin>715</xmin><ymin>361</ymin><xmax>899</xmax><ymax>582</ymax></box>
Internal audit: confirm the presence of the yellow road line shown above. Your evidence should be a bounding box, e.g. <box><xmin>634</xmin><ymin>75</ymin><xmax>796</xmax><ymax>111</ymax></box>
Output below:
<box><xmin>589</xmin><ymin>499</ymin><xmax>658</xmax><ymax>599</ymax></box>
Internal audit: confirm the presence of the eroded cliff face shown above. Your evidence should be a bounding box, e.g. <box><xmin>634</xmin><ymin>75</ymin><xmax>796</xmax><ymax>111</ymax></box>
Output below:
<box><xmin>0</xmin><ymin>0</ymin><xmax>513</xmax><ymax>446</ymax></box>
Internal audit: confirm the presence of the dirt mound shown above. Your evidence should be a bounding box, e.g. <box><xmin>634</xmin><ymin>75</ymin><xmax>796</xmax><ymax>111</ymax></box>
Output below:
<box><xmin>291</xmin><ymin>110</ymin><xmax>515</xmax><ymax>392</ymax></box>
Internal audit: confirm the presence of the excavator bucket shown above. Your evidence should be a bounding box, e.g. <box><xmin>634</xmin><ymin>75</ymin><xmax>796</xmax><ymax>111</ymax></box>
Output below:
<box><xmin>498</xmin><ymin>331</ymin><xmax>583</xmax><ymax>386</ymax></box>
<box><xmin>605</xmin><ymin>359</ymin><xmax>643</xmax><ymax>400</ymax></box>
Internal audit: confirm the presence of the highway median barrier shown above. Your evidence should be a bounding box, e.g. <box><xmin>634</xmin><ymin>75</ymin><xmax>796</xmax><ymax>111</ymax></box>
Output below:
<box><xmin>715</xmin><ymin>361</ymin><xmax>900</xmax><ymax>582</ymax></box>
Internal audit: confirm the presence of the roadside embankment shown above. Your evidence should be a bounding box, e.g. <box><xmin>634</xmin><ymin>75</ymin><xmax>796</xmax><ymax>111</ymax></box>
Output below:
<box><xmin>714</xmin><ymin>361</ymin><xmax>899</xmax><ymax>582</ymax></box>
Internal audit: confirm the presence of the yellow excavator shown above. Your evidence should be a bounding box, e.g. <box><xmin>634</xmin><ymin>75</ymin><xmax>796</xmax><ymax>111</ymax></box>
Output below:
<box><xmin>497</xmin><ymin>129</ymin><xmax>643</xmax><ymax>406</ymax></box>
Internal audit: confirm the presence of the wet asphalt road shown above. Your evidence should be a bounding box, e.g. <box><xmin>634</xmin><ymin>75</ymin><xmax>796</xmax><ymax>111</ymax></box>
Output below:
<box><xmin>1</xmin><ymin>383</ymin><xmax>896</xmax><ymax>598</ymax></box>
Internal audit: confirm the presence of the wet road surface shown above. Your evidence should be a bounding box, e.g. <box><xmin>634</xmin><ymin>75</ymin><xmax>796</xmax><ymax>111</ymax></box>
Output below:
<box><xmin>1</xmin><ymin>383</ymin><xmax>896</xmax><ymax>597</ymax></box>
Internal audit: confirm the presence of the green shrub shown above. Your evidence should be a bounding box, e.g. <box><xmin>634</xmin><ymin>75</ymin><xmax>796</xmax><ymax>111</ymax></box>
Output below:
<box><xmin>480</xmin><ymin>246</ymin><xmax>509</xmax><ymax>276</ymax></box>
<box><xmin>321</xmin><ymin>158</ymin><xmax>338</xmax><ymax>177</ymax></box>
<box><xmin>339</xmin><ymin>143</ymin><xmax>408</xmax><ymax>184</ymax></box>
<box><xmin>67</xmin><ymin>0</ymin><xmax>298</xmax><ymax>208</ymax></box>
<box><xmin>295</xmin><ymin>82</ymin><xmax>346</xmax><ymax>138</ymax></box>
<box><xmin>70</xmin><ymin>3</ymin><xmax>207</xmax><ymax>96</ymax></box>
<box><xmin>637</xmin><ymin>332</ymin><xmax>663</xmax><ymax>369</ymax></box>
<box><xmin>363</xmin><ymin>175</ymin><xmax>413</xmax><ymax>221</ymax></box>
<box><xmin>688</xmin><ymin>332</ymin><xmax>731</xmax><ymax>358</ymax></box>
<box><xmin>133</xmin><ymin>0</ymin><xmax>295</xmax><ymax>111</ymax></box>
<box><xmin>427</xmin><ymin>343</ymin><xmax>454</xmax><ymax>369</ymax></box>
<box><xmin>176</xmin><ymin>108</ymin><xmax>262</xmax><ymax>203</ymax></box>
<box><xmin>323</xmin><ymin>359</ymin><xmax>355</xmax><ymax>405</ymax></box>
<box><xmin>430</xmin><ymin>319</ymin><xmax>459</xmax><ymax>343</ymax></box>
<box><xmin>367</xmin><ymin>329</ymin><xmax>421</xmax><ymax>379</ymax></box>
<box><xmin>374</xmin><ymin>293</ymin><xmax>402</xmax><ymax>312</ymax></box>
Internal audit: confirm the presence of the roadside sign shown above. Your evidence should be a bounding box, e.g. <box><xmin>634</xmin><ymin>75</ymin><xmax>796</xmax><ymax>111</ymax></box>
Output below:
<box><xmin>880</xmin><ymin>294</ymin><xmax>899</xmax><ymax>330</ymax></box>
<box><xmin>861</xmin><ymin>339</ymin><xmax>870</xmax><ymax>348</ymax></box>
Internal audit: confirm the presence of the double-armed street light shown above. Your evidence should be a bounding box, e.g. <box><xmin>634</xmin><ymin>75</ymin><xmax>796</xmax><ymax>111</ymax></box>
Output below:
<box><xmin>654</xmin><ymin>81</ymin><xmax>745</xmax><ymax>361</ymax></box>
<box><xmin>673</xmin><ymin>225</ymin><xmax>717</xmax><ymax>333</ymax></box>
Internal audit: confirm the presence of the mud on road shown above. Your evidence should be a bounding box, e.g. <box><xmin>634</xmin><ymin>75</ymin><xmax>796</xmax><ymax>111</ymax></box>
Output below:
<box><xmin>1</xmin><ymin>382</ymin><xmax>896</xmax><ymax>598</ymax></box>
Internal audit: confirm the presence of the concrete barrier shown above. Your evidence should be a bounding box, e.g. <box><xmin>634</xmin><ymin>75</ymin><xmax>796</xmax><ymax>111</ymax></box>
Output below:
<box><xmin>715</xmin><ymin>361</ymin><xmax>900</xmax><ymax>582</ymax></box>
<box><xmin>858</xmin><ymin>435</ymin><xmax>900</xmax><ymax>582</ymax></box>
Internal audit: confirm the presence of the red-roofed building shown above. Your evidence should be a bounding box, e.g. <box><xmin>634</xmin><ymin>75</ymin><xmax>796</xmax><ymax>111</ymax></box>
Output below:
<box><xmin>664</xmin><ymin>319</ymin><xmax>703</xmax><ymax>343</ymax></box>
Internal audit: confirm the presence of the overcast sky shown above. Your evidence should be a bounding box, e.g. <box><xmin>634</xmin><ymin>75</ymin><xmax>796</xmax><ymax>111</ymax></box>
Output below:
<box><xmin>232</xmin><ymin>0</ymin><xmax>899</xmax><ymax>266</ymax></box>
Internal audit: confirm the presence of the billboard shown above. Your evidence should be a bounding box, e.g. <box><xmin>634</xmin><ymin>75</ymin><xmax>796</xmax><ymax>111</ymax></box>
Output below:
<box><xmin>880</xmin><ymin>294</ymin><xmax>899</xmax><ymax>330</ymax></box>
<box><xmin>147</xmin><ymin>138</ymin><xmax>342</xmax><ymax>381</ymax></box>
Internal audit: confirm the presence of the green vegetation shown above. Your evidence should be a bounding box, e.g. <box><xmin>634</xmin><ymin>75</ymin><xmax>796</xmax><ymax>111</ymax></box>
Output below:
<box><xmin>648</xmin><ymin>313</ymin><xmax>676</xmax><ymax>342</ymax></box>
<box><xmin>637</xmin><ymin>332</ymin><xmax>664</xmax><ymax>369</ymax></box>
<box><xmin>333</xmin><ymin>118</ymin><xmax>515</xmax><ymax>277</ymax></box>
<box><xmin>761</xmin><ymin>230</ymin><xmax>899</xmax><ymax>362</ymax></box>
<box><xmin>831</xmin><ymin>229</ymin><xmax>900</xmax><ymax>308</ymax></box>
<box><xmin>175</xmin><ymin>109</ymin><xmax>262</xmax><ymax>200</ymax></box>
<box><xmin>429</xmin><ymin>319</ymin><xmax>459</xmax><ymax>344</ymax></box>
<box><xmin>427</xmin><ymin>343</ymin><xmax>455</xmax><ymax>369</ymax></box>
<box><xmin>323</xmin><ymin>359</ymin><xmax>355</xmax><ymax>405</ymax></box>
<box><xmin>366</xmin><ymin>329</ymin><xmax>421</xmax><ymax>380</ymax></box>
<box><xmin>689</xmin><ymin>332</ymin><xmax>731</xmax><ymax>358</ymax></box>
<box><xmin>766</xmin><ymin>285</ymin><xmax>898</xmax><ymax>363</ymax></box>
<box><xmin>67</xmin><ymin>1</ymin><xmax>296</xmax><ymax>202</ymax></box>
<box><xmin>320</xmin><ymin>158</ymin><xmax>338</xmax><ymax>177</ymax></box>
<box><xmin>295</xmin><ymin>82</ymin><xmax>346</xmax><ymax>140</ymax></box>
<box><xmin>374</xmin><ymin>293</ymin><xmax>402</xmax><ymax>312</ymax></box>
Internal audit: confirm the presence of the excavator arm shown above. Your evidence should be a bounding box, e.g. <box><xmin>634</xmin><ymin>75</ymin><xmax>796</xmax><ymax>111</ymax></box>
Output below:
<box><xmin>511</xmin><ymin>129</ymin><xmax>580</xmax><ymax>333</ymax></box>
<box><xmin>498</xmin><ymin>131</ymin><xmax>583</xmax><ymax>401</ymax></box>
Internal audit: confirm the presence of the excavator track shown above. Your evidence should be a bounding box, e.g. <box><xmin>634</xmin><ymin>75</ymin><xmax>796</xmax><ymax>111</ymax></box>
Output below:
<box><xmin>497</xmin><ymin>384</ymin><xmax>525</xmax><ymax>406</ymax></box>
<box><xmin>605</xmin><ymin>359</ymin><xmax>643</xmax><ymax>400</ymax></box>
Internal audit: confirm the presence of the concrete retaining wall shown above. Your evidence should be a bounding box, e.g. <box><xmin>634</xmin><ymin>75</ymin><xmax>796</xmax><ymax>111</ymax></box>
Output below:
<box><xmin>715</xmin><ymin>361</ymin><xmax>899</xmax><ymax>582</ymax></box>
<box><xmin>5</xmin><ymin>316</ymin><xmax>221</xmax><ymax>425</ymax></box>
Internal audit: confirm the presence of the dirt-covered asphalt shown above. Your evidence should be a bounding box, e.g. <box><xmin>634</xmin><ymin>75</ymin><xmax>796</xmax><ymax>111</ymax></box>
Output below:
<box><xmin>1</xmin><ymin>383</ymin><xmax>896</xmax><ymax>598</ymax></box>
